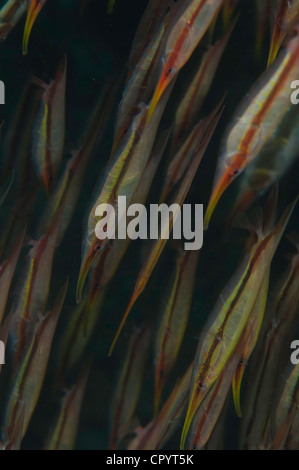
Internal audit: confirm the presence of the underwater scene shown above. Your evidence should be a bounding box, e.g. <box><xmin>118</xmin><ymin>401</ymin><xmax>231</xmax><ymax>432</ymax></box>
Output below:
<box><xmin>0</xmin><ymin>0</ymin><xmax>299</xmax><ymax>451</ymax></box>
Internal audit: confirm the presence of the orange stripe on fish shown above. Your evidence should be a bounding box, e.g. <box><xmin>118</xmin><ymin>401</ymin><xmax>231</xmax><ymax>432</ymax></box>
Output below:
<box><xmin>147</xmin><ymin>0</ymin><xmax>211</xmax><ymax>122</ymax></box>
<box><xmin>23</xmin><ymin>0</ymin><xmax>47</xmax><ymax>55</ymax></box>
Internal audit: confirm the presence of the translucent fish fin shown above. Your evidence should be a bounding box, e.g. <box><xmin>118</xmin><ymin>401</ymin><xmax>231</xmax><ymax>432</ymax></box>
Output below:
<box><xmin>232</xmin><ymin>207</ymin><xmax>263</xmax><ymax>237</ymax></box>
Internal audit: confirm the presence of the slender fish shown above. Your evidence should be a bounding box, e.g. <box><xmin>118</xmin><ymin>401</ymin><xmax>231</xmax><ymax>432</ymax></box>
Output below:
<box><xmin>147</xmin><ymin>0</ymin><xmax>225</xmax><ymax>122</ymax></box>
<box><xmin>181</xmin><ymin>189</ymin><xmax>298</xmax><ymax>448</ymax></box>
